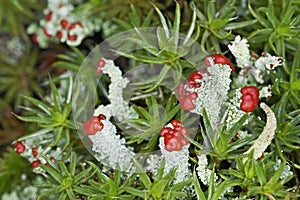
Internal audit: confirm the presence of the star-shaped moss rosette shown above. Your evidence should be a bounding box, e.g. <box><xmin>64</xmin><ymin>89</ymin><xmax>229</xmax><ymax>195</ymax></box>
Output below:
<box><xmin>0</xmin><ymin>47</ymin><xmax>44</xmax><ymax>109</ymax></box>
<box><xmin>0</xmin><ymin>0</ymin><xmax>42</xmax><ymax>36</ymax></box>
<box><xmin>248</xmin><ymin>1</ymin><xmax>300</xmax><ymax>57</ymax></box>
<box><xmin>111</xmin><ymin>2</ymin><xmax>202</xmax><ymax>88</ymax></box>
<box><xmin>194</xmin><ymin>1</ymin><xmax>257</xmax><ymax>53</ymax></box>
<box><xmin>11</xmin><ymin>77</ymin><xmax>75</xmax><ymax>175</ymax></box>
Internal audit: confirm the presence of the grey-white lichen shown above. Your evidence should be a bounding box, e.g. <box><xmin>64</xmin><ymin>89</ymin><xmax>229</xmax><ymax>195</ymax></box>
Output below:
<box><xmin>196</xmin><ymin>154</ymin><xmax>218</xmax><ymax>186</ymax></box>
<box><xmin>244</xmin><ymin>103</ymin><xmax>277</xmax><ymax>160</ymax></box>
<box><xmin>255</xmin><ymin>52</ymin><xmax>283</xmax><ymax>70</ymax></box>
<box><xmin>158</xmin><ymin>137</ymin><xmax>191</xmax><ymax>183</ymax></box>
<box><xmin>27</xmin><ymin>0</ymin><xmax>101</xmax><ymax>47</ymax></box>
<box><xmin>228</xmin><ymin>36</ymin><xmax>283</xmax><ymax>85</ymax></box>
<box><xmin>228</xmin><ymin>35</ymin><xmax>251</xmax><ymax>68</ymax></box>
<box><xmin>94</xmin><ymin>59</ymin><xmax>137</xmax><ymax>121</ymax></box>
<box><xmin>188</xmin><ymin>63</ymin><xmax>232</xmax><ymax>129</ymax></box>
<box><xmin>89</xmin><ymin>118</ymin><xmax>135</xmax><ymax>173</ymax></box>
<box><xmin>224</xmin><ymin>88</ymin><xmax>247</xmax><ymax>130</ymax></box>
<box><xmin>273</xmin><ymin>159</ymin><xmax>293</xmax><ymax>180</ymax></box>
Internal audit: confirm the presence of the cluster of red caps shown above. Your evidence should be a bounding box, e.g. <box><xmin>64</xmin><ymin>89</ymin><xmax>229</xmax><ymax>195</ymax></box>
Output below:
<box><xmin>240</xmin><ymin>86</ymin><xmax>259</xmax><ymax>112</ymax></box>
<box><xmin>178</xmin><ymin>54</ymin><xmax>234</xmax><ymax>111</ymax></box>
<box><xmin>95</xmin><ymin>59</ymin><xmax>106</xmax><ymax>74</ymax></box>
<box><xmin>178</xmin><ymin>54</ymin><xmax>260</xmax><ymax>112</ymax></box>
<box><xmin>15</xmin><ymin>141</ymin><xmax>54</xmax><ymax>168</ymax></box>
<box><xmin>32</xmin><ymin>5</ymin><xmax>83</xmax><ymax>44</ymax></box>
<box><xmin>83</xmin><ymin>114</ymin><xmax>106</xmax><ymax>135</ymax></box>
<box><xmin>177</xmin><ymin>83</ymin><xmax>198</xmax><ymax>110</ymax></box>
<box><xmin>203</xmin><ymin>54</ymin><xmax>235</xmax><ymax>72</ymax></box>
<box><xmin>204</xmin><ymin>55</ymin><xmax>260</xmax><ymax>112</ymax></box>
<box><xmin>160</xmin><ymin>120</ymin><xmax>189</xmax><ymax>152</ymax></box>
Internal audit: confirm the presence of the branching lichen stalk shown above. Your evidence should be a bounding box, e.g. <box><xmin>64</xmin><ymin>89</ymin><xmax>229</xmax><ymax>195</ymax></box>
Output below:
<box><xmin>244</xmin><ymin>103</ymin><xmax>277</xmax><ymax>160</ymax></box>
